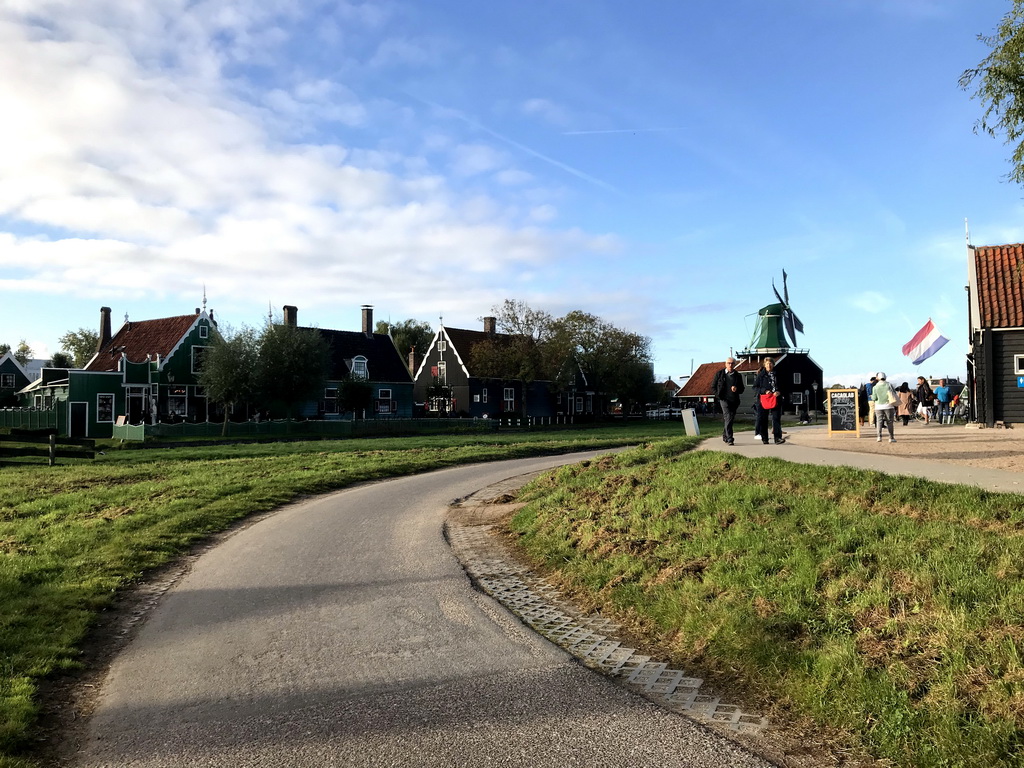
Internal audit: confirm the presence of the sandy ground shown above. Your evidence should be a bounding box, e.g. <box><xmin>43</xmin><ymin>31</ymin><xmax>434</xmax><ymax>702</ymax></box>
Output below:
<box><xmin>781</xmin><ymin>419</ymin><xmax>1024</xmax><ymax>472</ymax></box>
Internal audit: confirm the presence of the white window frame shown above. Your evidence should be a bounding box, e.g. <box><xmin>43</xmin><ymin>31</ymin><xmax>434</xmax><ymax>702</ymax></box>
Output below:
<box><xmin>199</xmin><ymin>324</ymin><xmax>209</xmax><ymax>339</ymax></box>
<box><xmin>1015</xmin><ymin>355</ymin><xmax>1024</xmax><ymax>375</ymax></box>
<box><xmin>378</xmin><ymin>388</ymin><xmax>392</xmax><ymax>400</ymax></box>
<box><xmin>352</xmin><ymin>356</ymin><xmax>368</xmax><ymax>380</ymax></box>
<box><xmin>793</xmin><ymin>372</ymin><xmax>802</xmax><ymax>385</ymax></box>
<box><xmin>438</xmin><ymin>339</ymin><xmax>447</xmax><ymax>352</ymax></box>
<box><xmin>482</xmin><ymin>388</ymin><xmax>488</xmax><ymax>404</ymax></box>
<box><xmin>437</xmin><ymin>360</ymin><xmax>446</xmax><ymax>384</ymax></box>
<box><xmin>791</xmin><ymin>392</ymin><xmax>804</xmax><ymax>405</ymax></box>
<box><xmin>96</xmin><ymin>393</ymin><xmax>115</xmax><ymax>423</ymax></box>
<box><xmin>0</xmin><ymin>373</ymin><xmax>14</xmax><ymax>388</ymax></box>
<box><xmin>504</xmin><ymin>387</ymin><xmax>515</xmax><ymax>411</ymax></box>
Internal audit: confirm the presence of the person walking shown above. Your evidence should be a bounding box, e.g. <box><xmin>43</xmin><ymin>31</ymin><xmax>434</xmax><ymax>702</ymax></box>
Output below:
<box><xmin>915</xmin><ymin>376</ymin><xmax>934</xmax><ymax>425</ymax></box>
<box><xmin>713</xmin><ymin>357</ymin><xmax>745</xmax><ymax>446</ymax></box>
<box><xmin>896</xmin><ymin>382</ymin><xmax>914</xmax><ymax>426</ymax></box>
<box><xmin>934</xmin><ymin>379</ymin><xmax>951</xmax><ymax>424</ymax></box>
<box><xmin>872</xmin><ymin>371</ymin><xmax>897</xmax><ymax>443</ymax></box>
<box><xmin>753</xmin><ymin>357</ymin><xmax>785</xmax><ymax>444</ymax></box>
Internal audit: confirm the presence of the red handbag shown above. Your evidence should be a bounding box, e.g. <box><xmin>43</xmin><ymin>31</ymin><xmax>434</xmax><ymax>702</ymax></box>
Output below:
<box><xmin>759</xmin><ymin>393</ymin><xmax>778</xmax><ymax>409</ymax></box>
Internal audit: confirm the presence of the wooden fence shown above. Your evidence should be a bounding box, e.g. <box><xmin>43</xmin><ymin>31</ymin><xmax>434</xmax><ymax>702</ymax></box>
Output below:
<box><xmin>0</xmin><ymin>431</ymin><xmax>95</xmax><ymax>466</ymax></box>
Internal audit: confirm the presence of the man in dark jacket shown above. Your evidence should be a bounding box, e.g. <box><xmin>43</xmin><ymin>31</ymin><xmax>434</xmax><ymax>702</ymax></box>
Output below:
<box><xmin>712</xmin><ymin>357</ymin><xmax>745</xmax><ymax>445</ymax></box>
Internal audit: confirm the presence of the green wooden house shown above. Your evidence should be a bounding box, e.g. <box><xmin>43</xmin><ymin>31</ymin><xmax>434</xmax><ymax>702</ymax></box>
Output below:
<box><xmin>0</xmin><ymin>352</ymin><xmax>31</xmax><ymax>407</ymax></box>
<box><xmin>20</xmin><ymin>306</ymin><xmax>217</xmax><ymax>437</ymax></box>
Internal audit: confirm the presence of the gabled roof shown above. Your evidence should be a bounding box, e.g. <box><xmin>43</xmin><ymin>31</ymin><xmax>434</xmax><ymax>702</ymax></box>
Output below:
<box><xmin>311</xmin><ymin>328</ymin><xmax>412</xmax><ymax>383</ymax></box>
<box><xmin>972</xmin><ymin>243</ymin><xmax>1024</xmax><ymax>328</ymax></box>
<box><xmin>676</xmin><ymin>360</ymin><xmax>759</xmax><ymax>398</ymax></box>
<box><xmin>417</xmin><ymin>325</ymin><xmax>536</xmax><ymax>381</ymax></box>
<box><xmin>85</xmin><ymin>314</ymin><xmax>202</xmax><ymax>372</ymax></box>
<box><xmin>0</xmin><ymin>351</ymin><xmax>28</xmax><ymax>378</ymax></box>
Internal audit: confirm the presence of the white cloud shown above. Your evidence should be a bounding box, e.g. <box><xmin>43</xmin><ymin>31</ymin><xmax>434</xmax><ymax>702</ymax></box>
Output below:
<box><xmin>521</xmin><ymin>97</ymin><xmax>571</xmax><ymax>127</ymax></box>
<box><xmin>449</xmin><ymin>143</ymin><xmax>506</xmax><ymax>178</ymax></box>
<box><xmin>848</xmin><ymin>291</ymin><xmax>893</xmax><ymax>313</ymax></box>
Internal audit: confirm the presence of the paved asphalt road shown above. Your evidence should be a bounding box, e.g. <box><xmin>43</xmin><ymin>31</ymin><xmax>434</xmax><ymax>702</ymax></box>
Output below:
<box><xmin>71</xmin><ymin>452</ymin><xmax>773</xmax><ymax>768</ymax></box>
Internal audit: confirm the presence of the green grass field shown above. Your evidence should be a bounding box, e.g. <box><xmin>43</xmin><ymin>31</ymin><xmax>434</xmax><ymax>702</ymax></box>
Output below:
<box><xmin>0</xmin><ymin>422</ymin><xmax>687</xmax><ymax>768</ymax></box>
<box><xmin>509</xmin><ymin>441</ymin><xmax>1024</xmax><ymax>768</ymax></box>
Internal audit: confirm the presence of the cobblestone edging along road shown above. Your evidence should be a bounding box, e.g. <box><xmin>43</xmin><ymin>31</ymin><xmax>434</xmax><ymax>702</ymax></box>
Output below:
<box><xmin>445</xmin><ymin>476</ymin><xmax>767</xmax><ymax>738</ymax></box>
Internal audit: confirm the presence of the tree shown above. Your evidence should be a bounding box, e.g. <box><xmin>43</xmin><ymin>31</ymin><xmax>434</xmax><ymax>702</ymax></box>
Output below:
<box><xmin>960</xmin><ymin>3</ymin><xmax>1024</xmax><ymax>184</ymax></box>
<box><xmin>49</xmin><ymin>351</ymin><xmax>73</xmax><ymax>368</ymax></box>
<box><xmin>549</xmin><ymin>311</ymin><xmax>655</xmax><ymax>414</ymax></box>
<box><xmin>198</xmin><ymin>325</ymin><xmax>259</xmax><ymax>435</ymax></box>
<box><xmin>0</xmin><ymin>340</ymin><xmax>33</xmax><ymax>366</ymax></box>
<box><xmin>256</xmin><ymin>322</ymin><xmax>331</xmax><ymax>418</ymax></box>
<box><xmin>471</xmin><ymin>300</ymin><xmax>655</xmax><ymax>418</ymax></box>
<box><xmin>471</xmin><ymin>300</ymin><xmax>555</xmax><ymax>416</ymax></box>
<box><xmin>337</xmin><ymin>378</ymin><xmax>374</xmax><ymax>417</ymax></box>
<box><xmin>58</xmin><ymin>328</ymin><xmax>100</xmax><ymax>368</ymax></box>
<box><xmin>375</xmin><ymin>318</ymin><xmax>434</xmax><ymax>369</ymax></box>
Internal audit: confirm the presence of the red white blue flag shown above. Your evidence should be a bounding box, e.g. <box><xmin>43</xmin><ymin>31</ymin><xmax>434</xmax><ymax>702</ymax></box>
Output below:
<box><xmin>902</xmin><ymin>319</ymin><xmax>949</xmax><ymax>365</ymax></box>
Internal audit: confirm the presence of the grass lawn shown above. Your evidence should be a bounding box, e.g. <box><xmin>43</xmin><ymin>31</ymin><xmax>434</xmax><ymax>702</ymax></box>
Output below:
<box><xmin>0</xmin><ymin>421</ymin><xmax>689</xmax><ymax>768</ymax></box>
<box><xmin>509</xmin><ymin>441</ymin><xmax>1024</xmax><ymax>768</ymax></box>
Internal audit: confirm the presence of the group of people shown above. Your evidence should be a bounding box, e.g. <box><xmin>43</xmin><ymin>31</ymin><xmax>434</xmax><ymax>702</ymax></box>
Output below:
<box><xmin>712</xmin><ymin>356</ymin><xmax>785</xmax><ymax>446</ymax></box>
<box><xmin>860</xmin><ymin>375</ymin><xmax>958</xmax><ymax>442</ymax></box>
<box><xmin>713</xmin><ymin>357</ymin><xmax>961</xmax><ymax>447</ymax></box>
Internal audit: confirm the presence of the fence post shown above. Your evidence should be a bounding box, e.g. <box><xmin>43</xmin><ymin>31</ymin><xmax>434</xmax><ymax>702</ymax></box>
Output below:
<box><xmin>48</xmin><ymin>434</ymin><xmax>56</xmax><ymax>467</ymax></box>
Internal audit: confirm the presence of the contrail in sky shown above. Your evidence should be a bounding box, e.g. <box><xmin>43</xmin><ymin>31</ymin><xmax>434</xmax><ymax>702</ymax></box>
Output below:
<box><xmin>405</xmin><ymin>92</ymin><xmax>619</xmax><ymax>193</ymax></box>
<box><xmin>562</xmin><ymin>128</ymin><xmax>679</xmax><ymax>135</ymax></box>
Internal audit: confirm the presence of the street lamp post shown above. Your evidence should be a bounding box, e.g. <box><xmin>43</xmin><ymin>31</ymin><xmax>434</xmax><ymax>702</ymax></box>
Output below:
<box><xmin>812</xmin><ymin>381</ymin><xmax>819</xmax><ymax>424</ymax></box>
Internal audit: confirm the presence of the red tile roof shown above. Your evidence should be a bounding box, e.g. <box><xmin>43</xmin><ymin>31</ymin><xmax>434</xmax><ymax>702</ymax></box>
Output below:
<box><xmin>85</xmin><ymin>315</ymin><xmax>199</xmax><ymax>372</ymax></box>
<box><xmin>677</xmin><ymin>359</ymin><xmax>759</xmax><ymax>397</ymax></box>
<box><xmin>973</xmin><ymin>244</ymin><xmax>1024</xmax><ymax>328</ymax></box>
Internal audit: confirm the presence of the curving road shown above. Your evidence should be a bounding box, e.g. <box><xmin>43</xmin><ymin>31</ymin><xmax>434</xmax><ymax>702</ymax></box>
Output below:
<box><xmin>72</xmin><ymin>452</ymin><xmax>772</xmax><ymax>767</ymax></box>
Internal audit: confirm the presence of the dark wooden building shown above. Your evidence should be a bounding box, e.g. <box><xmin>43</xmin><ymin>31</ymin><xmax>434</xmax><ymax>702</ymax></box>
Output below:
<box><xmin>967</xmin><ymin>242</ymin><xmax>1024</xmax><ymax>426</ymax></box>
<box><xmin>413</xmin><ymin>317</ymin><xmax>558</xmax><ymax>419</ymax></box>
<box><xmin>283</xmin><ymin>305</ymin><xmax>415</xmax><ymax>419</ymax></box>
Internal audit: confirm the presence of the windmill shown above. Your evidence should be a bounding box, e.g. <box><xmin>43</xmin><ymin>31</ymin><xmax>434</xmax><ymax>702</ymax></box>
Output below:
<box><xmin>745</xmin><ymin>270</ymin><xmax>805</xmax><ymax>352</ymax></box>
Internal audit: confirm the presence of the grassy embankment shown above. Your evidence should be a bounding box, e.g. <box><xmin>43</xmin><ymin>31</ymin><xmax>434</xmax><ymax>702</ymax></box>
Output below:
<box><xmin>0</xmin><ymin>422</ymin><xmax>687</xmax><ymax>768</ymax></box>
<box><xmin>509</xmin><ymin>440</ymin><xmax>1024</xmax><ymax>768</ymax></box>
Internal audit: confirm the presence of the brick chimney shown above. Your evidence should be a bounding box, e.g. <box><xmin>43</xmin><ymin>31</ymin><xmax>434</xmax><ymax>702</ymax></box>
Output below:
<box><xmin>483</xmin><ymin>316</ymin><xmax>496</xmax><ymax>334</ymax></box>
<box><xmin>283</xmin><ymin>305</ymin><xmax>298</xmax><ymax>327</ymax></box>
<box><xmin>361</xmin><ymin>305</ymin><xmax>373</xmax><ymax>335</ymax></box>
<box><xmin>408</xmin><ymin>345</ymin><xmax>417</xmax><ymax>375</ymax></box>
<box><xmin>97</xmin><ymin>307</ymin><xmax>112</xmax><ymax>352</ymax></box>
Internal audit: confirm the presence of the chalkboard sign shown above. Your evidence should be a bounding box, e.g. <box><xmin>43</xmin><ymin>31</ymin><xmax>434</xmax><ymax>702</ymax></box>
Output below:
<box><xmin>827</xmin><ymin>389</ymin><xmax>860</xmax><ymax>436</ymax></box>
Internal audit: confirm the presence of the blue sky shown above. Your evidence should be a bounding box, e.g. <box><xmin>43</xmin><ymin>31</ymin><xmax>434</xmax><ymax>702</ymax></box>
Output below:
<box><xmin>1</xmin><ymin>0</ymin><xmax>1019</xmax><ymax>387</ymax></box>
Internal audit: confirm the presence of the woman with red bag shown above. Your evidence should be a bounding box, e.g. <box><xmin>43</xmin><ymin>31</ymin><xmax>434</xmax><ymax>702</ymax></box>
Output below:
<box><xmin>753</xmin><ymin>358</ymin><xmax>785</xmax><ymax>444</ymax></box>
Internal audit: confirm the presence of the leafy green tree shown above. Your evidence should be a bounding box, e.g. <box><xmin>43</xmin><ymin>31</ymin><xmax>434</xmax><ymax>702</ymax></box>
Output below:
<box><xmin>337</xmin><ymin>378</ymin><xmax>374</xmax><ymax>418</ymax></box>
<box><xmin>549</xmin><ymin>311</ymin><xmax>654</xmax><ymax>415</ymax></box>
<box><xmin>49</xmin><ymin>351</ymin><xmax>73</xmax><ymax>368</ymax></box>
<box><xmin>256</xmin><ymin>322</ymin><xmax>331</xmax><ymax>419</ymax></box>
<box><xmin>1</xmin><ymin>340</ymin><xmax>34</xmax><ymax>366</ymax></box>
<box><xmin>375</xmin><ymin>318</ymin><xmax>434</xmax><ymax>370</ymax></box>
<box><xmin>471</xmin><ymin>300</ymin><xmax>555</xmax><ymax>415</ymax></box>
<box><xmin>198</xmin><ymin>325</ymin><xmax>259</xmax><ymax>435</ymax></box>
<box><xmin>58</xmin><ymin>328</ymin><xmax>100</xmax><ymax>367</ymax></box>
<box><xmin>961</xmin><ymin>2</ymin><xmax>1024</xmax><ymax>183</ymax></box>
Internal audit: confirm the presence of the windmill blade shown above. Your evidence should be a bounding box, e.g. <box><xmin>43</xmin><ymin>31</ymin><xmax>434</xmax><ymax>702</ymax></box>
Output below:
<box><xmin>791</xmin><ymin>310</ymin><xmax>805</xmax><ymax>335</ymax></box>
<box><xmin>784</xmin><ymin>312</ymin><xmax>798</xmax><ymax>348</ymax></box>
<box><xmin>772</xmin><ymin>279</ymin><xmax>785</xmax><ymax>306</ymax></box>
<box><xmin>782</xmin><ymin>269</ymin><xmax>790</xmax><ymax>304</ymax></box>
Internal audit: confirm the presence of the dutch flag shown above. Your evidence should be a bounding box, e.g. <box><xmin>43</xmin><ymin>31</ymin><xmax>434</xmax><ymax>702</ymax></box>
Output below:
<box><xmin>902</xmin><ymin>319</ymin><xmax>949</xmax><ymax>365</ymax></box>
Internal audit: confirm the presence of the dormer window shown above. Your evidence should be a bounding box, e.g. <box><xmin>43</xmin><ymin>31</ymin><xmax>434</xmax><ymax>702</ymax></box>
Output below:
<box><xmin>352</xmin><ymin>356</ymin><xmax>368</xmax><ymax>380</ymax></box>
